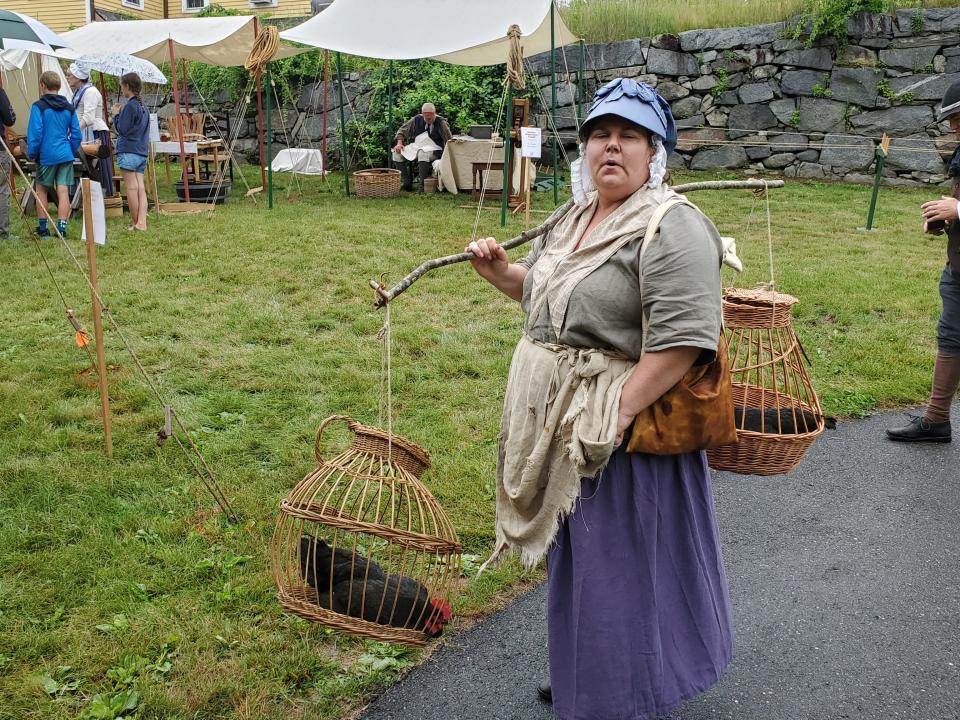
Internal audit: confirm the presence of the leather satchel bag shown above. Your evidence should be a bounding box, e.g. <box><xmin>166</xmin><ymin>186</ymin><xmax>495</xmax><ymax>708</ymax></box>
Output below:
<box><xmin>626</xmin><ymin>198</ymin><xmax>738</xmax><ymax>456</ymax></box>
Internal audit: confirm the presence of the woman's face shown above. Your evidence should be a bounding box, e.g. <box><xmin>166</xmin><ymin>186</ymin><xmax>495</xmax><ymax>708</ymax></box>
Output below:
<box><xmin>584</xmin><ymin>115</ymin><xmax>653</xmax><ymax>203</ymax></box>
<box><xmin>950</xmin><ymin>113</ymin><xmax>960</xmax><ymax>137</ymax></box>
<box><xmin>66</xmin><ymin>72</ymin><xmax>81</xmax><ymax>91</ymax></box>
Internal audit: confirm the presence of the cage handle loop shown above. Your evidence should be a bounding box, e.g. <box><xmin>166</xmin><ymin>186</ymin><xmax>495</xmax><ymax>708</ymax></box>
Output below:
<box><xmin>314</xmin><ymin>414</ymin><xmax>356</xmax><ymax>463</ymax></box>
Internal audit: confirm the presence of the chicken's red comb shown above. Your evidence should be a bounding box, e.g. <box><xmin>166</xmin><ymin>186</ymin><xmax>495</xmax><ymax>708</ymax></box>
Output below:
<box><xmin>430</xmin><ymin>597</ymin><xmax>452</xmax><ymax>621</ymax></box>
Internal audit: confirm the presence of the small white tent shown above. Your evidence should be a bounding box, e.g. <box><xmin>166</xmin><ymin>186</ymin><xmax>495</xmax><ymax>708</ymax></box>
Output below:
<box><xmin>60</xmin><ymin>16</ymin><xmax>303</xmax><ymax>67</ymax></box>
<box><xmin>0</xmin><ymin>50</ymin><xmax>71</xmax><ymax>137</ymax></box>
<box><xmin>280</xmin><ymin>0</ymin><xmax>578</xmax><ymax>64</ymax></box>
<box><xmin>61</xmin><ymin>16</ymin><xmax>306</xmax><ymax>202</ymax></box>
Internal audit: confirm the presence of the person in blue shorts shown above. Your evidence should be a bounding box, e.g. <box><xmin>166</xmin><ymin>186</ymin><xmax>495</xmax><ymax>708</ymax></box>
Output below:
<box><xmin>26</xmin><ymin>71</ymin><xmax>81</xmax><ymax>238</ymax></box>
<box><xmin>112</xmin><ymin>72</ymin><xmax>150</xmax><ymax>231</ymax></box>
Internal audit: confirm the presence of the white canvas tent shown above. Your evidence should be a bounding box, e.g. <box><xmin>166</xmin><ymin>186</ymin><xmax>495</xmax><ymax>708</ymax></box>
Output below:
<box><xmin>60</xmin><ymin>16</ymin><xmax>303</xmax><ymax>67</ymax></box>
<box><xmin>280</xmin><ymin>0</ymin><xmax>577</xmax><ymax>65</ymax></box>
<box><xmin>281</xmin><ymin>0</ymin><xmax>579</xmax><ymax>217</ymax></box>
<box><xmin>0</xmin><ymin>50</ymin><xmax>71</xmax><ymax>137</ymax></box>
<box><xmin>61</xmin><ymin>16</ymin><xmax>306</xmax><ymax>204</ymax></box>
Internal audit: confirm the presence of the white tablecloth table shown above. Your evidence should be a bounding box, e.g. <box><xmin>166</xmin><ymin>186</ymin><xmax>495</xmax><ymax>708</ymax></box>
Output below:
<box><xmin>437</xmin><ymin>136</ymin><xmax>531</xmax><ymax>195</ymax></box>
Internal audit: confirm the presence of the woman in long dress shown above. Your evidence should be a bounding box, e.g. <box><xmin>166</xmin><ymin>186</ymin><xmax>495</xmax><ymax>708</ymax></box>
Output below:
<box><xmin>66</xmin><ymin>63</ymin><xmax>114</xmax><ymax>196</ymax></box>
<box><xmin>467</xmin><ymin>78</ymin><xmax>734</xmax><ymax>720</ymax></box>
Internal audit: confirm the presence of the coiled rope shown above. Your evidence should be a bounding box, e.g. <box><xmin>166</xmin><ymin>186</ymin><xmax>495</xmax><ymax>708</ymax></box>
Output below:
<box><xmin>244</xmin><ymin>25</ymin><xmax>280</xmax><ymax>79</ymax></box>
<box><xmin>505</xmin><ymin>25</ymin><xmax>526</xmax><ymax>91</ymax></box>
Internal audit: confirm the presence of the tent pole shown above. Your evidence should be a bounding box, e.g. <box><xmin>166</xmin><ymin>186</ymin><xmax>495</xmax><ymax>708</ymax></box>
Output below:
<box><xmin>579</xmin><ymin>39</ymin><xmax>585</xmax><ymax>126</ymax></box>
<box><xmin>181</xmin><ymin>59</ymin><xmax>190</xmax><ymax>118</ymax></box>
<box><xmin>254</xmin><ymin>17</ymin><xmax>268</xmax><ymax>193</ymax></box>
<box><xmin>336</xmin><ymin>51</ymin><xmax>350</xmax><ymax>196</ymax></box>
<box><xmin>322</xmin><ymin>49</ymin><xmax>329</xmax><ymax>180</ymax></box>
<box><xmin>97</xmin><ymin>73</ymin><xmax>110</xmax><ymax>127</ymax></box>
<box><xmin>551</xmin><ymin>1</ymin><xmax>558</xmax><ymax>206</ymax></box>
<box><xmin>387</xmin><ymin>60</ymin><xmax>394</xmax><ymax>169</ymax></box>
<box><xmin>168</xmin><ymin>39</ymin><xmax>190</xmax><ymax>203</ymax></box>
<box><xmin>267</xmin><ymin>62</ymin><xmax>273</xmax><ymax>209</ymax></box>
<box><xmin>500</xmin><ymin>84</ymin><xmax>512</xmax><ymax>227</ymax></box>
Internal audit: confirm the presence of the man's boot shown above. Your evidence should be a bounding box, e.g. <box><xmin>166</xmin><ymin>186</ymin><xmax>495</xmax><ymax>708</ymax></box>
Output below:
<box><xmin>418</xmin><ymin>160</ymin><xmax>433</xmax><ymax>192</ymax></box>
<box><xmin>398</xmin><ymin>161</ymin><xmax>413</xmax><ymax>191</ymax></box>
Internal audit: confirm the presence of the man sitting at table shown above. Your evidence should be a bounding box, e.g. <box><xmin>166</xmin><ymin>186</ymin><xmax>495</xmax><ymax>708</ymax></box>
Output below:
<box><xmin>391</xmin><ymin>102</ymin><xmax>451</xmax><ymax>192</ymax></box>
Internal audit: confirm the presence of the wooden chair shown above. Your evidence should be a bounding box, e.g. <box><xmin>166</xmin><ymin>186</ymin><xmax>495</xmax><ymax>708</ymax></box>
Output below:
<box><xmin>166</xmin><ymin>112</ymin><xmax>212</xmax><ymax>141</ymax></box>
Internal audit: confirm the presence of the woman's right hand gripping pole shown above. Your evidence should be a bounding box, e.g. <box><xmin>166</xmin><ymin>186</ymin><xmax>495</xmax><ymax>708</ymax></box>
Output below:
<box><xmin>466</xmin><ymin>237</ymin><xmax>527</xmax><ymax>302</ymax></box>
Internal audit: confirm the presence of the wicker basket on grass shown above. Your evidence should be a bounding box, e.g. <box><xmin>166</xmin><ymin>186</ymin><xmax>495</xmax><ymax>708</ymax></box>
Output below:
<box><xmin>706</xmin><ymin>289</ymin><xmax>825</xmax><ymax>476</ymax></box>
<box><xmin>271</xmin><ymin>416</ymin><xmax>461</xmax><ymax>646</ymax></box>
<box><xmin>353</xmin><ymin>168</ymin><xmax>402</xmax><ymax>198</ymax></box>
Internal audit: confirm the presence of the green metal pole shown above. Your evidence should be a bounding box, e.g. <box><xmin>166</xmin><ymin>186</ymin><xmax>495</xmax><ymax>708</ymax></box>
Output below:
<box><xmin>266</xmin><ymin>63</ymin><xmax>273</xmax><ymax>209</ymax></box>
<box><xmin>388</xmin><ymin>61</ymin><xmax>394</xmax><ymax>169</ymax></box>
<box><xmin>501</xmin><ymin>83</ymin><xmax>513</xmax><ymax>227</ymax></box>
<box><xmin>866</xmin><ymin>148</ymin><xmax>886</xmax><ymax>230</ymax></box>
<box><xmin>551</xmin><ymin>2</ymin><xmax>558</xmax><ymax>206</ymax></box>
<box><xmin>579</xmin><ymin>39</ymin><xmax>585</xmax><ymax>126</ymax></box>
<box><xmin>336</xmin><ymin>51</ymin><xmax>350</xmax><ymax>196</ymax></box>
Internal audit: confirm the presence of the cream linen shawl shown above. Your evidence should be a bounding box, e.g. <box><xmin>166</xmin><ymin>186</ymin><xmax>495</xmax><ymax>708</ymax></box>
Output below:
<box><xmin>482</xmin><ymin>184</ymin><xmax>685</xmax><ymax>570</ymax></box>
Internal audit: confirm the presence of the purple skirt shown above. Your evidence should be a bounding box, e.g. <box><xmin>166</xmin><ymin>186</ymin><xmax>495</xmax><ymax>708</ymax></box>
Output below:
<box><xmin>547</xmin><ymin>446</ymin><xmax>733</xmax><ymax>720</ymax></box>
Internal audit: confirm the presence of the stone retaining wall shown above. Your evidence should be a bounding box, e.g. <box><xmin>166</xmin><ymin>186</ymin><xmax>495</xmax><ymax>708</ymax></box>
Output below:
<box><xmin>142</xmin><ymin>8</ymin><xmax>960</xmax><ymax>185</ymax></box>
<box><xmin>522</xmin><ymin>8</ymin><xmax>960</xmax><ymax>187</ymax></box>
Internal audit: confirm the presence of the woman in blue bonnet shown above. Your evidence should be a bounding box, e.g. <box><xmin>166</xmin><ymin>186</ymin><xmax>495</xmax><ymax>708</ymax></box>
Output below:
<box><xmin>468</xmin><ymin>78</ymin><xmax>734</xmax><ymax>719</ymax></box>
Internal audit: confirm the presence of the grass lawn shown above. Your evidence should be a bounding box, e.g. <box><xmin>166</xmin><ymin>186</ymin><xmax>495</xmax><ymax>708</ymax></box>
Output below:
<box><xmin>0</xmin><ymin>166</ymin><xmax>950</xmax><ymax>719</ymax></box>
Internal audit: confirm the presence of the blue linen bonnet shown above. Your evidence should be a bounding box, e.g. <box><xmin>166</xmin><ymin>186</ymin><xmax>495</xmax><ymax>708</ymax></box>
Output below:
<box><xmin>578</xmin><ymin>78</ymin><xmax>677</xmax><ymax>155</ymax></box>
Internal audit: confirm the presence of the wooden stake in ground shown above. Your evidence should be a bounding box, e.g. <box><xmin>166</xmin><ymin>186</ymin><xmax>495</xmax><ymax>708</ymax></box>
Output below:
<box><xmin>148</xmin><ymin>144</ymin><xmax>161</xmax><ymax>217</ymax></box>
<box><xmin>524</xmin><ymin>159</ymin><xmax>532</xmax><ymax>231</ymax></box>
<box><xmin>865</xmin><ymin>132</ymin><xmax>891</xmax><ymax>231</ymax></box>
<box><xmin>82</xmin><ymin>178</ymin><xmax>113</xmax><ymax>458</ymax></box>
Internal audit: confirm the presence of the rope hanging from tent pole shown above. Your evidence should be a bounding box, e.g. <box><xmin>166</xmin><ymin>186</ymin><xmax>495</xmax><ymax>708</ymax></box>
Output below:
<box><xmin>505</xmin><ymin>25</ymin><xmax>526</xmax><ymax>91</ymax></box>
<box><xmin>244</xmin><ymin>25</ymin><xmax>280</xmax><ymax>80</ymax></box>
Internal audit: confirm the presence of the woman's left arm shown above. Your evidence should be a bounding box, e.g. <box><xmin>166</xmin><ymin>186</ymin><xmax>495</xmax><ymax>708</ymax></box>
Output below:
<box><xmin>616</xmin><ymin>205</ymin><xmax>725</xmax><ymax>444</ymax></box>
<box><xmin>615</xmin><ymin>346</ymin><xmax>700</xmax><ymax>444</ymax></box>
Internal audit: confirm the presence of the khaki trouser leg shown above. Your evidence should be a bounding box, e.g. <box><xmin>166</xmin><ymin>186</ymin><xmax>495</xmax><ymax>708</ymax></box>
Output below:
<box><xmin>0</xmin><ymin>153</ymin><xmax>10</xmax><ymax>237</ymax></box>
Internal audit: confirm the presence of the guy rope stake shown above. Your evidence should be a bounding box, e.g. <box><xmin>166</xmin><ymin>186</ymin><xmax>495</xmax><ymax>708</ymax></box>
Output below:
<box><xmin>368</xmin><ymin>179</ymin><xmax>784</xmax><ymax>308</ymax></box>
<box><xmin>866</xmin><ymin>132</ymin><xmax>891</xmax><ymax>231</ymax></box>
<box><xmin>83</xmin><ymin>178</ymin><xmax>113</xmax><ymax>458</ymax></box>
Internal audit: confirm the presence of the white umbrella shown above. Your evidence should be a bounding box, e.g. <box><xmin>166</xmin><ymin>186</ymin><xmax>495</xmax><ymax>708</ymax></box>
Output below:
<box><xmin>0</xmin><ymin>10</ymin><xmax>69</xmax><ymax>54</ymax></box>
<box><xmin>73</xmin><ymin>53</ymin><xmax>167</xmax><ymax>84</ymax></box>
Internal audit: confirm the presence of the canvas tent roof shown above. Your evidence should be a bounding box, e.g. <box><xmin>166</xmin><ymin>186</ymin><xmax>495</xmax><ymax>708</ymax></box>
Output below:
<box><xmin>280</xmin><ymin>0</ymin><xmax>579</xmax><ymax>65</ymax></box>
<box><xmin>0</xmin><ymin>50</ymin><xmax>70</xmax><ymax>136</ymax></box>
<box><xmin>60</xmin><ymin>16</ymin><xmax>304</xmax><ymax>68</ymax></box>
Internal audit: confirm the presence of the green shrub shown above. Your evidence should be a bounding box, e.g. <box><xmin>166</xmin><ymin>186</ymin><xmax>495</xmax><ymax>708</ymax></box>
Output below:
<box><xmin>793</xmin><ymin>0</ymin><xmax>890</xmax><ymax>47</ymax></box>
<box><xmin>341</xmin><ymin>61</ymin><xmax>509</xmax><ymax>169</ymax></box>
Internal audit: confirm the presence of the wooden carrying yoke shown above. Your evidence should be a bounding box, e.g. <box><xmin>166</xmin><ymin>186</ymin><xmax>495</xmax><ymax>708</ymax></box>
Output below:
<box><xmin>368</xmin><ymin>179</ymin><xmax>785</xmax><ymax>308</ymax></box>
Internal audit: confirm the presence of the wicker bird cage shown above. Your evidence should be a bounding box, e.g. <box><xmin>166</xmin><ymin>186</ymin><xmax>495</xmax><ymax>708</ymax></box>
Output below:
<box><xmin>271</xmin><ymin>416</ymin><xmax>462</xmax><ymax>646</ymax></box>
<box><xmin>353</xmin><ymin>168</ymin><xmax>402</xmax><ymax>198</ymax></box>
<box><xmin>706</xmin><ymin>289</ymin><xmax>825</xmax><ymax>476</ymax></box>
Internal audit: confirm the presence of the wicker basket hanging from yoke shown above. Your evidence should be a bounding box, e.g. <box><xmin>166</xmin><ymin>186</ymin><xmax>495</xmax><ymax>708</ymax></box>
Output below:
<box><xmin>706</xmin><ymin>289</ymin><xmax>825</xmax><ymax>476</ymax></box>
<box><xmin>271</xmin><ymin>416</ymin><xmax>462</xmax><ymax>646</ymax></box>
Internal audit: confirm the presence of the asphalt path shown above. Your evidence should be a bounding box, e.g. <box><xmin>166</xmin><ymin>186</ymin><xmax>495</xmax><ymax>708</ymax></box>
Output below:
<box><xmin>360</xmin><ymin>406</ymin><xmax>960</xmax><ymax>720</ymax></box>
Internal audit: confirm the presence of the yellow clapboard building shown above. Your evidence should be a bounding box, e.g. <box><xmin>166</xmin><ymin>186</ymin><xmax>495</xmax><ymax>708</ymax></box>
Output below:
<box><xmin>3</xmin><ymin>0</ymin><xmax>315</xmax><ymax>33</ymax></box>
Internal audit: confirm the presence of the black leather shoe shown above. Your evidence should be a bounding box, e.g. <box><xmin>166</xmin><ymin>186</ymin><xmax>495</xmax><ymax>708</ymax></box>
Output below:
<box><xmin>537</xmin><ymin>681</ymin><xmax>552</xmax><ymax>705</ymax></box>
<box><xmin>886</xmin><ymin>415</ymin><xmax>952</xmax><ymax>442</ymax></box>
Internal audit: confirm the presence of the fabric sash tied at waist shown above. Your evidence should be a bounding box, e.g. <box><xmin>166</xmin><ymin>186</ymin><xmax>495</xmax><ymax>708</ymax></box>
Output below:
<box><xmin>480</xmin><ymin>335</ymin><xmax>636</xmax><ymax>571</ymax></box>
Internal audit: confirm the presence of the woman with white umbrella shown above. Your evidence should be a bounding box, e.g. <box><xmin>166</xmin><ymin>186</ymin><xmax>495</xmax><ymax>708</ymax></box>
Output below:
<box><xmin>65</xmin><ymin>62</ymin><xmax>113</xmax><ymax>196</ymax></box>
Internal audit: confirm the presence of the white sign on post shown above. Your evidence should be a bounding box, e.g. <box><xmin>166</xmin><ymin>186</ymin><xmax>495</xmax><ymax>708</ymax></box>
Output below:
<box><xmin>148</xmin><ymin>113</ymin><xmax>161</xmax><ymax>143</ymax></box>
<box><xmin>81</xmin><ymin>180</ymin><xmax>107</xmax><ymax>247</ymax></box>
<box><xmin>520</xmin><ymin>127</ymin><xmax>542</xmax><ymax>158</ymax></box>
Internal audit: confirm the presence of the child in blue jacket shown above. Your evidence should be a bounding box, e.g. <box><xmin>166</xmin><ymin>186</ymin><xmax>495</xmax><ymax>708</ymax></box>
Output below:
<box><xmin>27</xmin><ymin>71</ymin><xmax>81</xmax><ymax>237</ymax></box>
